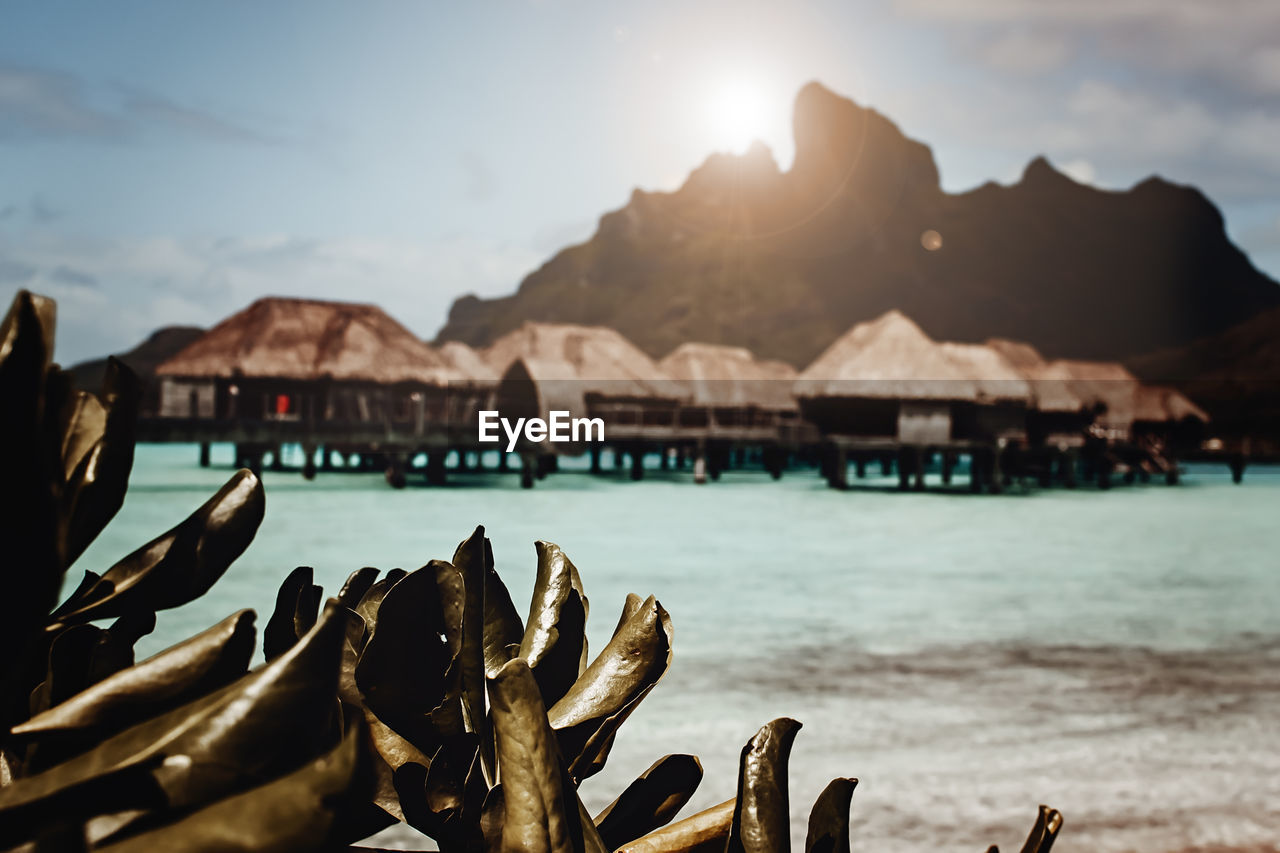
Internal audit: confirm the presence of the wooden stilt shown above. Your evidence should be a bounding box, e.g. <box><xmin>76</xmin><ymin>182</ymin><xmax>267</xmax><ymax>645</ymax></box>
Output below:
<box><xmin>497</xmin><ymin>451</ymin><xmax>509</xmax><ymax>472</ymax></box>
<box><xmin>912</xmin><ymin>448</ymin><xmax>926</xmax><ymax>491</ymax></box>
<box><xmin>693</xmin><ymin>442</ymin><xmax>708</xmax><ymax>485</ymax></box>
<box><xmin>764</xmin><ymin>445</ymin><xmax>783</xmax><ymax>480</ymax></box>
<box><xmin>302</xmin><ymin>443</ymin><xmax>317</xmax><ymax>481</ymax></box>
<box><xmin>520</xmin><ymin>453</ymin><xmax>535</xmax><ymax>489</ymax></box>
<box><xmin>198</xmin><ymin>441</ymin><xmax>211</xmax><ymax>468</ymax></box>
<box><xmin>385</xmin><ymin>454</ymin><xmax>407</xmax><ymax>489</ymax></box>
<box><xmin>969</xmin><ymin>451</ymin><xmax>984</xmax><ymax>493</ymax></box>
<box><xmin>630</xmin><ymin>447</ymin><xmax>645</xmax><ymax>481</ymax></box>
<box><xmin>245</xmin><ymin>447</ymin><xmax>263</xmax><ymax>478</ymax></box>
<box><xmin>897</xmin><ymin>447</ymin><xmax>911</xmax><ymax>491</ymax></box>
<box><xmin>989</xmin><ymin>445</ymin><xmax>1004</xmax><ymax>494</ymax></box>
<box><xmin>269</xmin><ymin>444</ymin><xmax>285</xmax><ymax>472</ymax></box>
<box><xmin>855</xmin><ymin>456</ymin><xmax>867</xmax><ymax>479</ymax></box>
<box><xmin>941</xmin><ymin>451</ymin><xmax>954</xmax><ymax>486</ymax></box>
<box><xmin>1063</xmin><ymin>450</ymin><xmax>1079</xmax><ymax>489</ymax></box>
<box><xmin>426</xmin><ymin>451</ymin><xmax>447</xmax><ymax>486</ymax></box>
<box><xmin>829</xmin><ymin>445</ymin><xmax>848</xmax><ymax>490</ymax></box>
<box><xmin>590</xmin><ymin>447</ymin><xmax>602</xmax><ymax>474</ymax></box>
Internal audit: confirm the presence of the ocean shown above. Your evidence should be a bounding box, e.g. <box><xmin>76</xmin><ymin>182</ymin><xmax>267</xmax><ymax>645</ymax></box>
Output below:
<box><xmin>73</xmin><ymin>445</ymin><xmax>1280</xmax><ymax>852</ymax></box>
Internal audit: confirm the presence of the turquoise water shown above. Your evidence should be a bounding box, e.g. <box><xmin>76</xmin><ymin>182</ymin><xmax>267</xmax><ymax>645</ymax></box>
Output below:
<box><xmin>74</xmin><ymin>445</ymin><xmax>1280</xmax><ymax>852</ymax></box>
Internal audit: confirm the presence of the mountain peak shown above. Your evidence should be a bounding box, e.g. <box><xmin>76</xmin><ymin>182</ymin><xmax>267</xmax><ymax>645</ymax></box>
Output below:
<box><xmin>1021</xmin><ymin>155</ymin><xmax>1070</xmax><ymax>185</ymax></box>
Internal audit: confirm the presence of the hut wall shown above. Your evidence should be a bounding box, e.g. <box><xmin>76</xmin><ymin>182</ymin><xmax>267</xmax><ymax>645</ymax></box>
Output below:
<box><xmin>797</xmin><ymin>397</ymin><xmax>899</xmax><ymax>437</ymax></box>
<box><xmin>898</xmin><ymin>400</ymin><xmax>952</xmax><ymax>444</ymax></box>
<box><xmin>1027</xmin><ymin>411</ymin><xmax>1090</xmax><ymax>447</ymax></box>
<box><xmin>950</xmin><ymin>402</ymin><xmax>1029</xmax><ymax>442</ymax></box>
<box><xmin>159</xmin><ymin>378</ymin><xmax>216</xmax><ymax>418</ymax></box>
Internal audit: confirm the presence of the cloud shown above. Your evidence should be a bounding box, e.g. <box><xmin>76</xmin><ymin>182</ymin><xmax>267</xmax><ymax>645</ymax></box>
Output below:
<box><xmin>976</xmin><ymin>31</ymin><xmax>1073</xmax><ymax>74</ymax></box>
<box><xmin>0</xmin><ymin>231</ymin><xmax>544</xmax><ymax>365</ymax></box>
<box><xmin>49</xmin><ymin>265</ymin><xmax>97</xmax><ymax>288</ymax></box>
<box><xmin>0</xmin><ymin>257</ymin><xmax>37</xmax><ymax>285</ymax></box>
<box><xmin>895</xmin><ymin>0</ymin><xmax>1280</xmax><ymax>99</ymax></box>
<box><xmin>0</xmin><ymin>61</ymin><xmax>272</xmax><ymax>145</ymax></box>
<box><xmin>0</xmin><ymin>63</ymin><xmax>125</xmax><ymax>140</ymax></box>
<box><xmin>119</xmin><ymin>89</ymin><xmax>273</xmax><ymax>145</ymax></box>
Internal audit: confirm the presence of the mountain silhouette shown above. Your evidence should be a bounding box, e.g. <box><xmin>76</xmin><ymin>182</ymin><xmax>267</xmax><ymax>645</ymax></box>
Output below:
<box><xmin>436</xmin><ymin>81</ymin><xmax>1280</xmax><ymax>368</ymax></box>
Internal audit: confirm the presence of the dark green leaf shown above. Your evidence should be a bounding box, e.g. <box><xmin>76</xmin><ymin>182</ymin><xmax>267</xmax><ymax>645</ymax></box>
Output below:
<box><xmin>362</xmin><ymin>706</ymin><xmax>428</xmax><ymax>823</ymax></box>
<box><xmin>0</xmin><ymin>292</ymin><xmax>63</xmax><ymax>699</ymax></box>
<box><xmin>520</xmin><ymin>541</ymin><xmax>589</xmax><ymax>707</ymax></box>
<box><xmin>482</xmin><ymin>538</ymin><xmax>523</xmax><ymax>678</ymax></box>
<box><xmin>1017</xmin><ymin>805</ymin><xmax>1063</xmax><ymax>853</ymax></box>
<box><xmin>488</xmin><ymin>658</ymin><xmax>578</xmax><ymax>853</ymax></box>
<box><xmin>59</xmin><ymin>359</ymin><xmax>138</xmax><ymax>570</ymax></box>
<box><xmin>804</xmin><ymin>777</ymin><xmax>857</xmax><ymax>853</ymax></box>
<box><xmin>615</xmin><ymin>798</ymin><xmax>735</xmax><ymax>853</ymax></box>
<box><xmin>13</xmin><ymin>611</ymin><xmax>254</xmax><ymax>752</ymax></box>
<box><xmin>94</xmin><ymin>718</ymin><xmax>364</xmax><ymax>853</ymax></box>
<box><xmin>264</xmin><ymin>567</ymin><xmax>321</xmax><ymax>661</ymax></box>
<box><xmin>546</xmin><ymin>595</ymin><xmax>672</xmax><ymax>782</ymax></box>
<box><xmin>48</xmin><ymin>470</ymin><xmax>265</xmax><ymax>629</ymax></box>
<box><xmin>0</xmin><ymin>601</ymin><xmax>347</xmax><ymax>842</ymax></box>
<box><xmin>611</xmin><ymin>593</ymin><xmax>643</xmax><ymax>638</ymax></box>
<box><xmin>449</xmin><ymin>528</ymin><xmax>490</xmax><ymax>759</ymax></box>
<box><xmin>594</xmin><ymin>754</ymin><xmax>703</xmax><ymax>850</ymax></box>
<box><xmin>726</xmin><ymin>718</ymin><xmax>802</xmax><ymax>853</ymax></box>
<box><xmin>354</xmin><ymin>565</ymin><xmax>454</xmax><ymax>753</ymax></box>
<box><xmin>336</xmin><ymin>567</ymin><xmax>379</xmax><ymax>609</ymax></box>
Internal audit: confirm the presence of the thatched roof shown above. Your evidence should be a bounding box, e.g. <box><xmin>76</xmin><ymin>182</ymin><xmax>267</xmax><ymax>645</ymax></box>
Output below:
<box><xmin>658</xmin><ymin>342</ymin><xmax>798</xmax><ymax>410</ymax></box>
<box><xmin>1038</xmin><ymin>360</ymin><xmax>1148</xmax><ymax>427</ymax></box>
<box><xmin>985</xmin><ymin>338</ymin><xmax>1048</xmax><ymax>371</ymax></box>
<box><xmin>484</xmin><ymin>322</ymin><xmax>681</xmax><ymax>401</ymax></box>
<box><xmin>936</xmin><ymin>342</ymin><xmax>1034</xmax><ymax>404</ymax></box>
<box><xmin>795</xmin><ymin>310</ymin><xmax>982</xmax><ymax>400</ymax></box>
<box><xmin>984</xmin><ymin>337</ymin><xmax>1083</xmax><ymax>413</ymax></box>
<box><xmin>157</xmin><ymin>297</ymin><xmax>464</xmax><ymax>386</ymax></box>
<box><xmin>438</xmin><ymin>341</ymin><xmax>500</xmax><ymax>384</ymax></box>
<box><xmin>1134</xmin><ymin>384</ymin><xmax>1210</xmax><ymax>423</ymax></box>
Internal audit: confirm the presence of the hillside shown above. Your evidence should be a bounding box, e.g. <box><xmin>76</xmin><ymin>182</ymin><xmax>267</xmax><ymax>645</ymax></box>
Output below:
<box><xmin>68</xmin><ymin>325</ymin><xmax>205</xmax><ymax>412</ymax></box>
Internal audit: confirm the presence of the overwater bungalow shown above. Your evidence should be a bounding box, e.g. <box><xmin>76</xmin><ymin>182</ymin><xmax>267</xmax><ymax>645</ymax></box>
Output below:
<box><xmin>154</xmin><ymin>296</ymin><xmax>475</xmax><ymax>479</ymax></box>
<box><xmin>483</xmin><ymin>322</ymin><xmax>686</xmax><ymax>483</ymax></box>
<box><xmin>794</xmin><ymin>310</ymin><xmax>977</xmax><ymax>440</ymax></box>
<box><xmin>658</xmin><ymin>342</ymin><xmax>805</xmax><ymax>479</ymax></box>
<box><xmin>794</xmin><ymin>310</ymin><xmax>1009</xmax><ymax>489</ymax></box>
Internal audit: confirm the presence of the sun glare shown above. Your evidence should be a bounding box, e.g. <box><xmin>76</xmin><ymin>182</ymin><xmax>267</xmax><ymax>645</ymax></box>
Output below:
<box><xmin>706</xmin><ymin>78</ymin><xmax>773</xmax><ymax>154</ymax></box>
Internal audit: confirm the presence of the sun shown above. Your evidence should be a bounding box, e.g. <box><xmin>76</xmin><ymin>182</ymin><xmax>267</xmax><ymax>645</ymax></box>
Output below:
<box><xmin>706</xmin><ymin>78</ymin><xmax>773</xmax><ymax>154</ymax></box>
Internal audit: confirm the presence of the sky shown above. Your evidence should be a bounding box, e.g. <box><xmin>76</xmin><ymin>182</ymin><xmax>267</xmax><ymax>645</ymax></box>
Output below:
<box><xmin>3</xmin><ymin>0</ymin><xmax>1279</xmax><ymax>365</ymax></box>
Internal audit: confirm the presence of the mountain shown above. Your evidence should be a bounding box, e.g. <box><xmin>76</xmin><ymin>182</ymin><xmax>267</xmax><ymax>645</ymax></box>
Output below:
<box><xmin>68</xmin><ymin>325</ymin><xmax>205</xmax><ymax>412</ymax></box>
<box><xmin>436</xmin><ymin>81</ymin><xmax>1280</xmax><ymax>368</ymax></box>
